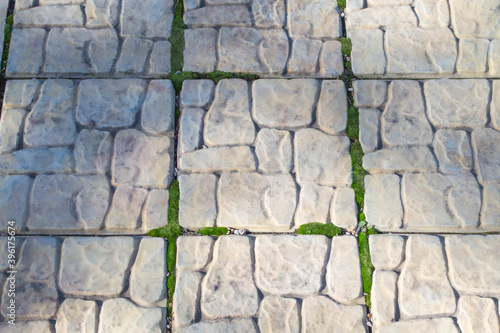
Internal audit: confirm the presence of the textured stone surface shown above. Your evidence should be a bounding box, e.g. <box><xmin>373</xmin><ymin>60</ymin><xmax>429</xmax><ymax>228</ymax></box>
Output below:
<box><xmin>414</xmin><ymin>0</ymin><xmax>450</xmax><ymax>28</ymax></box>
<box><xmin>457</xmin><ymin>39</ymin><xmax>490</xmax><ymax>74</ymax></box>
<box><xmin>482</xmin><ymin>183</ymin><xmax>500</xmax><ymax>228</ymax></box>
<box><xmin>359</xmin><ymin>108</ymin><xmax>380</xmax><ymax>153</ymax></box>
<box><xmin>347</xmin><ymin>6</ymin><xmax>417</xmax><ymax>28</ymax></box>
<box><xmin>0</xmin><ymin>175</ymin><xmax>32</xmax><ymax>229</ymax></box>
<box><xmin>173</xmin><ymin>271</ymin><xmax>203</xmax><ymax>330</ymax></box>
<box><xmin>493</xmin><ymin>81</ymin><xmax>500</xmax><ymax>130</ymax></box>
<box><xmin>86</xmin><ymin>0</ymin><xmax>120</xmax><ymax>28</ymax></box>
<box><xmin>365</xmin><ymin>174</ymin><xmax>403</xmax><ymax>229</ymax></box>
<box><xmin>288</xmin><ymin>0</ymin><xmax>341</xmax><ymax>38</ymax></box>
<box><xmin>179</xmin><ymin>174</ymin><xmax>218</xmax><ymax>230</ymax></box>
<box><xmin>55</xmin><ymin>299</ymin><xmax>98</xmax><ymax>333</ymax></box>
<box><xmin>457</xmin><ymin>296</ymin><xmax>500</xmax><ymax>333</ymax></box>
<box><xmin>180</xmin><ymin>146</ymin><xmax>256</xmax><ymax>173</ymax></box>
<box><xmin>179</xmin><ymin>108</ymin><xmax>204</xmax><ymax>155</ymax></box>
<box><xmin>253</xmin><ymin>0</ymin><xmax>285</xmax><ymax>28</ymax></box>
<box><xmin>0</xmin><ymin>109</ymin><xmax>27</xmax><ymax>154</ymax></box>
<box><xmin>449</xmin><ymin>0</ymin><xmax>500</xmax><ymax>39</ymax></box>
<box><xmin>378</xmin><ymin>318</ymin><xmax>460</xmax><ymax>333</ymax></box>
<box><xmin>371</xmin><ymin>271</ymin><xmax>397</xmax><ymax>328</ymax></box>
<box><xmin>105</xmin><ymin>186</ymin><xmax>148</xmax><ymax>230</ymax></box>
<box><xmin>178</xmin><ymin>318</ymin><xmax>258</xmax><ymax>333</ymax></box>
<box><xmin>288</xmin><ymin>38</ymin><xmax>322</xmax><ymax>76</ymax></box>
<box><xmin>258</xmin><ymin>297</ymin><xmax>299</xmax><ymax>333</ymax></box>
<box><xmin>181</xmin><ymin>80</ymin><xmax>215</xmax><ymax>108</ymax></box>
<box><xmin>183</xmin><ymin>28</ymin><xmax>217</xmax><ymax>72</ymax></box>
<box><xmin>3</xmin><ymin>79</ymin><xmax>40</xmax><ymax>108</ymax></box>
<box><xmin>116</xmin><ymin>38</ymin><xmax>152</xmax><ymax>73</ymax></box>
<box><xmin>363</xmin><ymin>147</ymin><xmax>437</xmax><ymax>173</ymax></box>
<box><xmin>472</xmin><ymin>128</ymin><xmax>500</xmax><ymax>184</ymax></box>
<box><xmin>176</xmin><ymin>236</ymin><xmax>214</xmax><ymax>271</ymax></box>
<box><xmin>349</xmin><ymin>29</ymin><xmax>385</xmax><ymax>75</ymax></box>
<box><xmin>121</xmin><ymin>0</ymin><xmax>173</xmax><ymax>38</ymax></box>
<box><xmin>369</xmin><ymin>235</ymin><xmax>404</xmax><ymax>270</ymax></box>
<box><xmin>142</xmin><ymin>189</ymin><xmax>169</xmax><ymax>230</ymax></box>
<box><xmin>319</xmin><ymin>40</ymin><xmax>344</xmax><ymax>76</ymax></box>
<box><xmin>74</xmin><ymin>129</ymin><xmax>113</xmax><ymax>175</ymax></box>
<box><xmin>433</xmin><ymin>129</ymin><xmax>473</xmax><ymax>174</ymax></box>
<box><xmin>353</xmin><ymin>80</ymin><xmax>388</xmax><ymax>108</ymax></box>
<box><xmin>141</xmin><ymin>80</ymin><xmax>175</xmax><ymax>135</ymax></box>
<box><xmin>330</xmin><ymin>188</ymin><xmax>358</xmax><ymax>230</ymax></box>
<box><xmin>255</xmin><ymin>129</ymin><xmax>292</xmax><ymax>173</ymax></box>
<box><xmin>148</xmin><ymin>41</ymin><xmax>171</xmax><ymax>75</ymax></box>
<box><xmin>184</xmin><ymin>5</ymin><xmax>252</xmax><ymax>27</ymax></box>
<box><xmin>295</xmin><ymin>185</ymin><xmax>333</xmax><ymax>226</ymax></box>
<box><xmin>0</xmin><ymin>147</ymin><xmax>74</xmax><ymax>174</ymax></box>
<box><xmin>6</xmin><ymin>28</ymin><xmax>45</xmax><ymax>76</ymax></box>
<box><xmin>316</xmin><ymin>80</ymin><xmax>347</xmax><ymax>134</ymax></box>
<box><xmin>0</xmin><ymin>321</ymin><xmax>52</xmax><ymax>332</ymax></box>
<box><xmin>15</xmin><ymin>5</ymin><xmax>84</xmax><ymax>27</ymax></box>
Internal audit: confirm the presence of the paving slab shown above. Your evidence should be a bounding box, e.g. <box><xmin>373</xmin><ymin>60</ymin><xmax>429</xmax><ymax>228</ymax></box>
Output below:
<box><xmin>173</xmin><ymin>235</ymin><xmax>367</xmax><ymax>332</ymax></box>
<box><xmin>355</xmin><ymin>79</ymin><xmax>500</xmax><ymax>233</ymax></box>
<box><xmin>370</xmin><ymin>234</ymin><xmax>500</xmax><ymax>332</ymax></box>
<box><xmin>6</xmin><ymin>0</ymin><xmax>174</xmax><ymax>78</ymax></box>
<box><xmin>346</xmin><ymin>0</ymin><xmax>500</xmax><ymax>78</ymax></box>
<box><xmin>182</xmin><ymin>0</ymin><xmax>343</xmax><ymax>77</ymax></box>
<box><xmin>0</xmin><ymin>236</ymin><xmax>167</xmax><ymax>332</ymax></box>
<box><xmin>178</xmin><ymin>78</ymin><xmax>355</xmax><ymax>232</ymax></box>
<box><xmin>0</xmin><ymin>79</ymin><xmax>174</xmax><ymax>234</ymax></box>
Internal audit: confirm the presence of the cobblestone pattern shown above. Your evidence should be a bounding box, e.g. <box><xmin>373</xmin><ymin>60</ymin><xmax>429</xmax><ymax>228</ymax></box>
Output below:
<box><xmin>346</xmin><ymin>0</ymin><xmax>500</xmax><ymax>78</ymax></box>
<box><xmin>182</xmin><ymin>0</ymin><xmax>343</xmax><ymax>77</ymax></box>
<box><xmin>7</xmin><ymin>0</ymin><xmax>174</xmax><ymax>78</ymax></box>
<box><xmin>0</xmin><ymin>79</ymin><xmax>174</xmax><ymax>234</ymax></box>
<box><xmin>173</xmin><ymin>235</ymin><xmax>366</xmax><ymax>332</ymax></box>
<box><xmin>370</xmin><ymin>234</ymin><xmax>500</xmax><ymax>333</ymax></box>
<box><xmin>355</xmin><ymin>79</ymin><xmax>500</xmax><ymax>232</ymax></box>
<box><xmin>0</xmin><ymin>236</ymin><xmax>167</xmax><ymax>332</ymax></box>
<box><xmin>178</xmin><ymin>78</ymin><xmax>356</xmax><ymax>232</ymax></box>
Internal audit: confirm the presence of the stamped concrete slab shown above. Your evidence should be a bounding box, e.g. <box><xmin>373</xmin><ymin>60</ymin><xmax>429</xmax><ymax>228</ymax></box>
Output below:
<box><xmin>178</xmin><ymin>79</ymin><xmax>354</xmax><ymax>232</ymax></box>
<box><xmin>0</xmin><ymin>236</ymin><xmax>166</xmax><ymax>331</ymax></box>
<box><xmin>173</xmin><ymin>235</ymin><xmax>366</xmax><ymax>332</ymax></box>
<box><xmin>356</xmin><ymin>79</ymin><xmax>500</xmax><ymax>233</ymax></box>
<box><xmin>346</xmin><ymin>0</ymin><xmax>500</xmax><ymax>78</ymax></box>
<box><xmin>0</xmin><ymin>79</ymin><xmax>174</xmax><ymax>234</ymax></box>
<box><xmin>7</xmin><ymin>0</ymin><xmax>174</xmax><ymax>78</ymax></box>
<box><xmin>370</xmin><ymin>234</ymin><xmax>500</xmax><ymax>332</ymax></box>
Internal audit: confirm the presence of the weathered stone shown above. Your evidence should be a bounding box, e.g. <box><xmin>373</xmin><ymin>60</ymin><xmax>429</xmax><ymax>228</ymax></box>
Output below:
<box><xmin>326</xmin><ymin>236</ymin><xmax>363</xmax><ymax>304</ymax></box>
<box><xmin>0</xmin><ymin>109</ymin><xmax>27</xmax><ymax>154</ymax></box>
<box><xmin>40</xmin><ymin>0</ymin><xmax>83</xmax><ymax>4</ymax></box>
<box><xmin>0</xmin><ymin>176</ymin><xmax>32</xmax><ymax>229</ymax></box>
<box><xmin>59</xmin><ymin>237</ymin><xmax>135</xmax><ymax>296</ymax></box>
<box><xmin>433</xmin><ymin>129</ymin><xmax>472</xmax><ymax>174</ymax></box>
<box><xmin>346</xmin><ymin>0</ymin><xmax>363</xmax><ymax>12</ymax></box>
<box><xmin>489</xmin><ymin>40</ymin><xmax>500</xmax><ymax>76</ymax></box>
<box><xmin>288</xmin><ymin>0</ymin><xmax>341</xmax><ymax>38</ymax></box>
<box><xmin>472</xmin><ymin>128</ymin><xmax>500</xmax><ymax>184</ymax></box>
<box><xmin>183</xmin><ymin>28</ymin><xmax>217</xmax><ymax>72</ymax></box>
<box><xmin>6</xmin><ymin>28</ymin><xmax>45</xmax><ymax>76</ymax></box>
<box><xmin>378</xmin><ymin>318</ymin><xmax>460</xmax><ymax>333</ymax></box>
<box><xmin>217</xmin><ymin>173</ymin><xmax>297</xmax><ymax>231</ymax></box>
<box><xmin>359</xmin><ymin>108</ymin><xmax>380</xmax><ymax>154</ymax></box>
<box><xmin>403</xmin><ymin>173</ymin><xmax>481</xmax><ymax>229</ymax></box>
<box><xmin>482</xmin><ymin>183</ymin><xmax>500</xmax><ymax>228</ymax></box>
<box><xmin>386</xmin><ymin>27</ymin><xmax>457</xmax><ymax>75</ymax></box>
<box><xmin>316</xmin><ymin>81</ymin><xmax>347</xmax><ymax>134</ymax></box>
<box><xmin>414</xmin><ymin>0</ymin><xmax>450</xmax><ymax>28</ymax></box>
<box><xmin>3</xmin><ymin>79</ymin><xmax>40</xmax><ymax>108</ymax></box>
<box><xmin>179</xmin><ymin>174</ymin><xmax>217</xmax><ymax>230</ymax></box>
<box><xmin>129</xmin><ymin>238</ymin><xmax>167</xmax><ymax>307</ymax></box>
<box><xmin>365</xmin><ymin>174</ymin><xmax>402</xmax><ymax>229</ymax></box>
<box><xmin>457</xmin><ymin>39</ymin><xmax>489</xmax><ymax>74</ymax></box>
<box><xmin>255</xmin><ymin>235</ymin><xmax>328</xmax><ymax>295</ymax></box>
<box><xmin>112</xmin><ymin>129</ymin><xmax>173</xmax><ymax>188</ymax></box>
<box><xmin>218</xmin><ymin>28</ymin><xmax>289</xmax><ymax>74</ymax></box>
<box><xmin>183</xmin><ymin>0</ymin><xmax>201</xmax><ymax>11</ymax></box>
<box><xmin>492</xmin><ymin>81</ymin><xmax>500</xmax><ymax>130</ymax></box>
<box><xmin>141</xmin><ymin>80</ymin><xmax>175</xmax><ymax>135</ymax></box>
<box><xmin>288</xmin><ymin>38</ymin><xmax>322</xmax><ymax>76</ymax></box>
<box><xmin>399</xmin><ymin>236</ymin><xmax>456</xmax><ymax>318</ymax></box>
<box><xmin>142</xmin><ymin>190</ymin><xmax>169</xmax><ymax>230</ymax></box>
<box><xmin>302</xmin><ymin>296</ymin><xmax>366</xmax><ymax>332</ymax></box>
<box><xmin>29</xmin><ymin>175</ymin><xmax>110</xmax><ymax>232</ymax></box>
<box><xmin>177</xmin><ymin>318</ymin><xmax>258</xmax><ymax>333</ymax></box>
<box><xmin>173</xmin><ymin>271</ymin><xmax>203</xmax><ymax>330</ymax></box>
<box><xmin>353</xmin><ymin>80</ymin><xmax>388</xmax><ymax>108</ymax></box>
<box><xmin>121</xmin><ymin>0</ymin><xmax>173</xmax><ymax>38</ymax></box>
<box><xmin>369</xmin><ymin>235</ymin><xmax>405</xmax><ymax>270</ymax></box>
<box><xmin>74</xmin><ymin>129</ymin><xmax>113</xmax><ymax>175</ymax></box>
<box><xmin>86</xmin><ymin>0</ymin><xmax>120</xmax><ymax>27</ymax></box>
<box><xmin>77</xmin><ymin>79</ymin><xmax>147</xmax><ymax>128</ymax></box>
<box><xmin>319</xmin><ymin>41</ymin><xmax>344</xmax><ymax>76</ymax></box>
<box><xmin>55</xmin><ymin>299</ymin><xmax>98</xmax><ymax>333</ymax></box>
<box><xmin>105</xmin><ymin>186</ymin><xmax>148</xmax><ymax>230</ymax></box>
<box><xmin>205</xmin><ymin>0</ymin><xmax>250</xmax><ymax>4</ymax></box>
<box><xmin>148</xmin><ymin>41</ymin><xmax>171</xmax><ymax>75</ymax></box>
<box><xmin>425</xmin><ymin>80</ymin><xmax>489</xmax><ymax>129</ymax></box>
<box><xmin>116</xmin><ymin>38</ymin><xmax>152</xmax><ymax>73</ymax></box>
<box><xmin>176</xmin><ymin>236</ymin><xmax>214</xmax><ymax>271</ymax></box>
<box><xmin>15</xmin><ymin>0</ymin><xmax>35</xmax><ymax>12</ymax></box>
<box><xmin>371</xmin><ymin>271</ymin><xmax>398</xmax><ymax>328</ymax></box>
<box><xmin>295</xmin><ymin>185</ymin><xmax>333</xmax><ymax>226</ymax></box>
<box><xmin>204</xmin><ymin>79</ymin><xmax>255</xmax><ymax>146</ymax></box>
<box><xmin>457</xmin><ymin>296</ymin><xmax>499</xmax><ymax>333</ymax></box>
<box><xmin>0</xmin><ymin>321</ymin><xmax>52</xmax><ymax>332</ymax></box>
<box><xmin>295</xmin><ymin>129</ymin><xmax>352</xmax><ymax>186</ymax></box>
<box><xmin>179</xmin><ymin>108</ymin><xmax>204</xmax><ymax>155</ymax></box>
<box><xmin>24</xmin><ymin>80</ymin><xmax>76</xmax><ymax>147</ymax></box>
<box><xmin>0</xmin><ymin>147</ymin><xmax>74</xmax><ymax>174</ymax></box>
<box><xmin>201</xmin><ymin>236</ymin><xmax>259</xmax><ymax>318</ymax></box>
<box><xmin>14</xmin><ymin>5</ymin><xmax>83</xmax><ymax>27</ymax></box>
<box><xmin>446</xmin><ymin>235</ymin><xmax>500</xmax><ymax>294</ymax></box>
<box><xmin>44</xmin><ymin>28</ymin><xmax>119</xmax><ymax>74</ymax></box>
<box><xmin>2</xmin><ymin>238</ymin><xmax>59</xmax><ymax>319</ymax></box>
<box><xmin>0</xmin><ymin>238</ymin><xmax>13</xmax><ymax>269</ymax></box>
<box><xmin>181</xmin><ymin>80</ymin><xmax>215</xmax><ymax>108</ymax></box>
<box><xmin>347</xmin><ymin>6</ymin><xmax>417</xmax><ymax>29</ymax></box>
<box><xmin>349</xmin><ymin>29</ymin><xmax>386</xmax><ymax>76</ymax></box>
<box><xmin>255</xmin><ymin>129</ymin><xmax>292</xmax><ymax>173</ymax></box>
<box><xmin>184</xmin><ymin>5</ymin><xmax>251</xmax><ymax>27</ymax></box>
<box><xmin>253</xmin><ymin>0</ymin><xmax>285</xmax><ymax>28</ymax></box>
<box><xmin>258</xmin><ymin>297</ymin><xmax>300</xmax><ymax>333</ymax></box>
<box><xmin>366</xmin><ymin>0</ymin><xmax>412</xmax><ymax>6</ymax></box>
<box><xmin>449</xmin><ymin>0</ymin><xmax>500</xmax><ymax>39</ymax></box>
<box><xmin>98</xmin><ymin>299</ymin><xmax>164</xmax><ymax>333</ymax></box>
<box><xmin>252</xmin><ymin>79</ymin><xmax>318</xmax><ymax>129</ymax></box>
<box><xmin>382</xmin><ymin>80</ymin><xmax>433</xmax><ymax>146</ymax></box>
<box><xmin>363</xmin><ymin>147</ymin><xmax>437</xmax><ymax>173</ymax></box>
<box><xmin>331</xmin><ymin>188</ymin><xmax>358</xmax><ymax>230</ymax></box>
<box><xmin>180</xmin><ymin>146</ymin><xmax>256</xmax><ymax>173</ymax></box>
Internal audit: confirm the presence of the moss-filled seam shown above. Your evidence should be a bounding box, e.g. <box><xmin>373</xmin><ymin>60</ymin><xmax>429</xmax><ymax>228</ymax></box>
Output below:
<box><xmin>1</xmin><ymin>14</ymin><xmax>13</xmax><ymax>76</ymax></box>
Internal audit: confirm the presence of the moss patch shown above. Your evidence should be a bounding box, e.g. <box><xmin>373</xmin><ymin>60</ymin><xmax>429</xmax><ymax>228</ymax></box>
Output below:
<box><xmin>296</xmin><ymin>223</ymin><xmax>342</xmax><ymax>238</ymax></box>
<box><xmin>198</xmin><ymin>227</ymin><xmax>230</xmax><ymax>236</ymax></box>
<box><xmin>1</xmin><ymin>14</ymin><xmax>13</xmax><ymax>75</ymax></box>
<box><xmin>168</xmin><ymin>0</ymin><xmax>186</xmax><ymax>73</ymax></box>
<box><xmin>358</xmin><ymin>227</ymin><xmax>378</xmax><ymax>308</ymax></box>
<box><xmin>337</xmin><ymin>0</ymin><xmax>346</xmax><ymax>10</ymax></box>
<box><xmin>339</xmin><ymin>37</ymin><xmax>352</xmax><ymax>56</ymax></box>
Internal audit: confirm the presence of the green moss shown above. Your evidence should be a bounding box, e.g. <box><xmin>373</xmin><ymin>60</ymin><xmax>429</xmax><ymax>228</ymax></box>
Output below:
<box><xmin>351</xmin><ymin>142</ymin><xmax>365</xmax><ymax>210</ymax></box>
<box><xmin>346</xmin><ymin>105</ymin><xmax>359</xmax><ymax>141</ymax></box>
<box><xmin>339</xmin><ymin>37</ymin><xmax>352</xmax><ymax>57</ymax></box>
<box><xmin>296</xmin><ymin>223</ymin><xmax>342</xmax><ymax>238</ymax></box>
<box><xmin>168</xmin><ymin>0</ymin><xmax>186</xmax><ymax>74</ymax></box>
<box><xmin>1</xmin><ymin>14</ymin><xmax>13</xmax><ymax>75</ymax></box>
<box><xmin>337</xmin><ymin>0</ymin><xmax>346</xmax><ymax>10</ymax></box>
<box><xmin>358</xmin><ymin>231</ymin><xmax>373</xmax><ymax>308</ymax></box>
<box><xmin>198</xmin><ymin>227</ymin><xmax>230</xmax><ymax>236</ymax></box>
